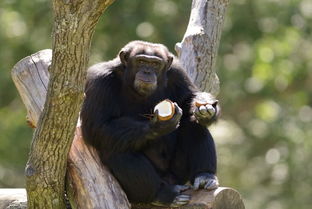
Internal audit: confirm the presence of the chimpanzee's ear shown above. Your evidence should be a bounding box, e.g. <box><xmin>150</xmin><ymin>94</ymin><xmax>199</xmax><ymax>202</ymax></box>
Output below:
<box><xmin>119</xmin><ymin>50</ymin><xmax>130</xmax><ymax>66</ymax></box>
<box><xmin>166</xmin><ymin>54</ymin><xmax>173</xmax><ymax>70</ymax></box>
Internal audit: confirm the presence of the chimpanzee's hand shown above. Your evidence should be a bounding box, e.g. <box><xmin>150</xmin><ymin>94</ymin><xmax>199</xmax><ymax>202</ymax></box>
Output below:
<box><xmin>150</xmin><ymin>102</ymin><xmax>182</xmax><ymax>137</ymax></box>
<box><xmin>193</xmin><ymin>92</ymin><xmax>219</xmax><ymax>126</ymax></box>
<box><xmin>193</xmin><ymin>173</ymin><xmax>219</xmax><ymax>191</ymax></box>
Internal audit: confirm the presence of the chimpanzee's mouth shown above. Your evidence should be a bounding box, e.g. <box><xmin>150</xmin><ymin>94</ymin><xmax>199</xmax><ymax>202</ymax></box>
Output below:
<box><xmin>138</xmin><ymin>78</ymin><xmax>155</xmax><ymax>84</ymax></box>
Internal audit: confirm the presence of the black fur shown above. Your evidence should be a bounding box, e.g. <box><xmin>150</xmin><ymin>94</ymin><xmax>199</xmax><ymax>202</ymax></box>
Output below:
<box><xmin>80</xmin><ymin>41</ymin><xmax>218</xmax><ymax>206</ymax></box>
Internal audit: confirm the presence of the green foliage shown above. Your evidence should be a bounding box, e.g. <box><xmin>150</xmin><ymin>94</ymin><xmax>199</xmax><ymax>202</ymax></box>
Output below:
<box><xmin>0</xmin><ymin>0</ymin><xmax>311</xmax><ymax>208</ymax></box>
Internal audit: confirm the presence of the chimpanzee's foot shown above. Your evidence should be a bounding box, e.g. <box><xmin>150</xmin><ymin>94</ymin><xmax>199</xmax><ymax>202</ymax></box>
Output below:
<box><xmin>193</xmin><ymin>173</ymin><xmax>219</xmax><ymax>190</ymax></box>
<box><xmin>151</xmin><ymin>184</ymin><xmax>191</xmax><ymax>207</ymax></box>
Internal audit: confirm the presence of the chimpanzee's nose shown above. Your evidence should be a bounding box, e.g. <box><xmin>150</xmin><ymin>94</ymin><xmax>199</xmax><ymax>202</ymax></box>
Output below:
<box><xmin>143</xmin><ymin>69</ymin><xmax>151</xmax><ymax>74</ymax></box>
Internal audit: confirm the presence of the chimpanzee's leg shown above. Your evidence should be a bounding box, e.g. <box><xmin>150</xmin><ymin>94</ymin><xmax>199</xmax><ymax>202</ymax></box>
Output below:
<box><xmin>106</xmin><ymin>152</ymin><xmax>161</xmax><ymax>203</ymax></box>
<box><xmin>106</xmin><ymin>152</ymin><xmax>190</xmax><ymax>206</ymax></box>
<box><xmin>171</xmin><ymin>120</ymin><xmax>217</xmax><ymax>186</ymax></box>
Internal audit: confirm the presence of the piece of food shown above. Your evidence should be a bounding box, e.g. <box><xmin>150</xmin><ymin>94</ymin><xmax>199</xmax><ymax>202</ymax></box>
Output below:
<box><xmin>195</xmin><ymin>100</ymin><xmax>209</xmax><ymax>107</ymax></box>
<box><xmin>154</xmin><ymin>99</ymin><xmax>175</xmax><ymax>121</ymax></box>
<box><xmin>194</xmin><ymin>92</ymin><xmax>218</xmax><ymax>107</ymax></box>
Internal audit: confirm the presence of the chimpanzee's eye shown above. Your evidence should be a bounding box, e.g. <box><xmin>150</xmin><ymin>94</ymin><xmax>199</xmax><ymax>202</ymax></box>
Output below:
<box><xmin>152</xmin><ymin>62</ymin><xmax>159</xmax><ymax>67</ymax></box>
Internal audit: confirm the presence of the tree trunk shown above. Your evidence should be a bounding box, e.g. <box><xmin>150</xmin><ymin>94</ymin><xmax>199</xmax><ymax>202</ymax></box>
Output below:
<box><xmin>22</xmin><ymin>1</ymin><xmax>115</xmax><ymax>208</ymax></box>
<box><xmin>176</xmin><ymin>0</ymin><xmax>230</xmax><ymax>95</ymax></box>
<box><xmin>12</xmin><ymin>49</ymin><xmax>131</xmax><ymax>209</ymax></box>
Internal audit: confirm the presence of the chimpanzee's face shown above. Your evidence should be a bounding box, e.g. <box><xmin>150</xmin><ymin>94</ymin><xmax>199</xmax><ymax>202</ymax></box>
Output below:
<box><xmin>119</xmin><ymin>41</ymin><xmax>173</xmax><ymax>97</ymax></box>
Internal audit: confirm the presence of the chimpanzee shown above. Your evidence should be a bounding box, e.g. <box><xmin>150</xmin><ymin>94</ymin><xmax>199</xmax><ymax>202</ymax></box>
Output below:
<box><xmin>80</xmin><ymin>41</ymin><xmax>220</xmax><ymax>207</ymax></box>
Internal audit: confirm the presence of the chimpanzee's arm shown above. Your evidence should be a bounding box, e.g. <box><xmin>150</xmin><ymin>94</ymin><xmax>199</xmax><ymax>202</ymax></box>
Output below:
<box><xmin>167</xmin><ymin>65</ymin><xmax>220</xmax><ymax>127</ymax></box>
<box><xmin>80</xmin><ymin>72</ymin><xmax>181</xmax><ymax>153</ymax></box>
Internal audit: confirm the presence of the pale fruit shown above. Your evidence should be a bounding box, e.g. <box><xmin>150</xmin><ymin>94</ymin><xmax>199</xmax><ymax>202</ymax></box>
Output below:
<box><xmin>195</xmin><ymin>100</ymin><xmax>209</xmax><ymax>107</ymax></box>
<box><xmin>194</xmin><ymin>92</ymin><xmax>217</xmax><ymax>107</ymax></box>
<box><xmin>154</xmin><ymin>99</ymin><xmax>175</xmax><ymax>121</ymax></box>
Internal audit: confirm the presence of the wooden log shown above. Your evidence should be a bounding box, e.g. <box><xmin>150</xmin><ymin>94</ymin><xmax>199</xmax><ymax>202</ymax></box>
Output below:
<box><xmin>0</xmin><ymin>187</ymin><xmax>244</xmax><ymax>209</ymax></box>
<box><xmin>67</xmin><ymin>127</ymin><xmax>130</xmax><ymax>209</ymax></box>
<box><xmin>132</xmin><ymin>187</ymin><xmax>245</xmax><ymax>209</ymax></box>
<box><xmin>11</xmin><ymin>49</ymin><xmax>51</xmax><ymax>127</ymax></box>
<box><xmin>11</xmin><ymin>50</ymin><xmax>130</xmax><ymax>209</ymax></box>
<box><xmin>0</xmin><ymin>189</ymin><xmax>27</xmax><ymax>209</ymax></box>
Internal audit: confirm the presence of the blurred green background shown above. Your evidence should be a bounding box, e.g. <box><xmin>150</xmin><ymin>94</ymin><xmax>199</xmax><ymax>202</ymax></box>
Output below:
<box><xmin>0</xmin><ymin>0</ymin><xmax>311</xmax><ymax>208</ymax></box>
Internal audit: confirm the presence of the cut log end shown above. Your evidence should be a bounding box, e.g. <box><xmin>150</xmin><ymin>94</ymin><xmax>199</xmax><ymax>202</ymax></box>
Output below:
<box><xmin>213</xmin><ymin>188</ymin><xmax>245</xmax><ymax>209</ymax></box>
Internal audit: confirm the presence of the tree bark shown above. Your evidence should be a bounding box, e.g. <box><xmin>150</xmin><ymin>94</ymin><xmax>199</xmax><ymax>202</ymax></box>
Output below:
<box><xmin>66</xmin><ymin>127</ymin><xmax>130</xmax><ymax>209</ymax></box>
<box><xmin>175</xmin><ymin>0</ymin><xmax>230</xmax><ymax>95</ymax></box>
<box><xmin>12</xmin><ymin>50</ymin><xmax>130</xmax><ymax>209</ymax></box>
<box><xmin>20</xmin><ymin>1</ymin><xmax>115</xmax><ymax>208</ymax></box>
